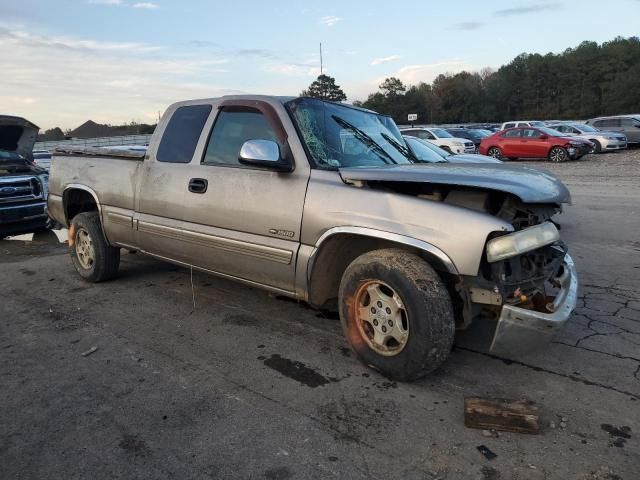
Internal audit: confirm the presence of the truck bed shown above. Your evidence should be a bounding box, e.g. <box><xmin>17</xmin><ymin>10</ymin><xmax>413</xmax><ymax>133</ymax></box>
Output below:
<box><xmin>47</xmin><ymin>148</ymin><xmax>144</xmax><ymax>238</ymax></box>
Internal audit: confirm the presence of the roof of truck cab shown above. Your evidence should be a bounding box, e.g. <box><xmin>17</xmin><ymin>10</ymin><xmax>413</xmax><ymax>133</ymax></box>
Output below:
<box><xmin>166</xmin><ymin>95</ymin><xmax>378</xmax><ymax>114</ymax></box>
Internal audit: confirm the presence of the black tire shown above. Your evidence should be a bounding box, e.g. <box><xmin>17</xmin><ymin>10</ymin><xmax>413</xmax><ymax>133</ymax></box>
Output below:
<box><xmin>487</xmin><ymin>147</ymin><xmax>502</xmax><ymax>159</ymax></box>
<box><xmin>338</xmin><ymin>249</ymin><xmax>455</xmax><ymax>381</ymax></box>
<box><xmin>70</xmin><ymin>212</ymin><xmax>120</xmax><ymax>282</ymax></box>
<box><xmin>441</xmin><ymin>146</ymin><xmax>453</xmax><ymax>154</ymax></box>
<box><xmin>548</xmin><ymin>146</ymin><xmax>569</xmax><ymax>163</ymax></box>
<box><xmin>589</xmin><ymin>139</ymin><xmax>601</xmax><ymax>153</ymax></box>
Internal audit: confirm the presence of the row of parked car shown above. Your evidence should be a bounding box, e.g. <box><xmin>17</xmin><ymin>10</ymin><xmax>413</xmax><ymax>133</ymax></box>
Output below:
<box><xmin>401</xmin><ymin>113</ymin><xmax>638</xmax><ymax>162</ymax></box>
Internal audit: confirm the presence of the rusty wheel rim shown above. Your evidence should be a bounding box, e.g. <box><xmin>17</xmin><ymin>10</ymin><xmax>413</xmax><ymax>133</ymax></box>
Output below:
<box><xmin>75</xmin><ymin>227</ymin><xmax>95</xmax><ymax>270</ymax></box>
<box><xmin>354</xmin><ymin>280</ymin><xmax>409</xmax><ymax>356</ymax></box>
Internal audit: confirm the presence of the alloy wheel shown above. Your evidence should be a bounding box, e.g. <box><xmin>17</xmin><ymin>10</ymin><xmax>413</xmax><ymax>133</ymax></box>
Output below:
<box><xmin>354</xmin><ymin>280</ymin><xmax>409</xmax><ymax>356</ymax></box>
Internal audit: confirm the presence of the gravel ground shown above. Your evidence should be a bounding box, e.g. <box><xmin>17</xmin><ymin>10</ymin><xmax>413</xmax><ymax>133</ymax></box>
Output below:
<box><xmin>1</xmin><ymin>149</ymin><xmax>638</xmax><ymax>479</ymax></box>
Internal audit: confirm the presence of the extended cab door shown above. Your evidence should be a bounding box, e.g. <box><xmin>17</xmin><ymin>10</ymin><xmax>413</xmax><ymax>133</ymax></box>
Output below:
<box><xmin>135</xmin><ymin>103</ymin><xmax>212</xmax><ymax>263</ymax></box>
<box><xmin>176</xmin><ymin>99</ymin><xmax>310</xmax><ymax>293</ymax></box>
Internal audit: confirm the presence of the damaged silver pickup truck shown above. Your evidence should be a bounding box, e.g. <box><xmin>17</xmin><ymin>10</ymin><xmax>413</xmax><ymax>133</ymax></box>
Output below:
<box><xmin>48</xmin><ymin>96</ymin><xmax>577</xmax><ymax>380</ymax></box>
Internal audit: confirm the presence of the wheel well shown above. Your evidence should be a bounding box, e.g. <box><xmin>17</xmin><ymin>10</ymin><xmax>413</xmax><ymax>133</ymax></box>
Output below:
<box><xmin>64</xmin><ymin>188</ymin><xmax>98</xmax><ymax>224</ymax></box>
<box><xmin>307</xmin><ymin>234</ymin><xmax>459</xmax><ymax>312</ymax></box>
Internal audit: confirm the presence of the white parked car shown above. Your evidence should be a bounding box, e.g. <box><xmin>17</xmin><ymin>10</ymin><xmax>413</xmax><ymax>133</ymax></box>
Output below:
<box><xmin>400</xmin><ymin>127</ymin><xmax>475</xmax><ymax>154</ymax></box>
<box><xmin>500</xmin><ymin>120</ymin><xmax>546</xmax><ymax>130</ymax></box>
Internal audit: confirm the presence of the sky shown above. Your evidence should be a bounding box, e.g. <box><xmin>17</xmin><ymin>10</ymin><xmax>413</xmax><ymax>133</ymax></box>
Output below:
<box><xmin>1</xmin><ymin>0</ymin><xmax>639</xmax><ymax>129</ymax></box>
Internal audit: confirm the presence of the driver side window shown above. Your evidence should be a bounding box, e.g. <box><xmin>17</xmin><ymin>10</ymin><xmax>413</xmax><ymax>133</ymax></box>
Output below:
<box><xmin>202</xmin><ymin>108</ymin><xmax>278</xmax><ymax>166</ymax></box>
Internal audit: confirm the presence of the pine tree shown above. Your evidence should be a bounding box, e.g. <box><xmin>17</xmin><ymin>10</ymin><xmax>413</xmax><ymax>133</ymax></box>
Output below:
<box><xmin>301</xmin><ymin>74</ymin><xmax>347</xmax><ymax>102</ymax></box>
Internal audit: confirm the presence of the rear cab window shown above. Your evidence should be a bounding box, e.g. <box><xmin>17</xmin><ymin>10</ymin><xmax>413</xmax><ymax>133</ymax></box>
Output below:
<box><xmin>156</xmin><ymin>104</ymin><xmax>212</xmax><ymax>163</ymax></box>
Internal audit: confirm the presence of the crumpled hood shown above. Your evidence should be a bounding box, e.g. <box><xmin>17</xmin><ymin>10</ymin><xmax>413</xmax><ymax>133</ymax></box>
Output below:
<box><xmin>339</xmin><ymin>163</ymin><xmax>571</xmax><ymax>204</ymax></box>
<box><xmin>0</xmin><ymin>115</ymin><xmax>39</xmax><ymax>160</ymax></box>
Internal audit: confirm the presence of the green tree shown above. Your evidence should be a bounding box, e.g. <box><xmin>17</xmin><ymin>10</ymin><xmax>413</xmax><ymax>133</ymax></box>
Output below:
<box><xmin>301</xmin><ymin>74</ymin><xmax>347</xmax><ymax>101</ymax></box>
<box><xmin>358</xmin><ymin>36</ymin><xmax>640</xmax><ymax>123</ymax></box>
<box><xmin>379</xmin><ymin>77</ymin><xmax>406</xmax><ymax>97</ymax></box>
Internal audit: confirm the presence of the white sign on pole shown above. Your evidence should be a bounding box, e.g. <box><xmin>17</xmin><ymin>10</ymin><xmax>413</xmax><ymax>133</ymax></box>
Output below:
<box><xmin>407</xmin><ymin>113</ymin><xmax>418</xmax><ymax>122</ymax></box>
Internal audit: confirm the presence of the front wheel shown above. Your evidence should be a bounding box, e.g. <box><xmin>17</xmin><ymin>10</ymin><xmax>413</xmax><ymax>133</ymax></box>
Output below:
<box><xmin>441</xmin><ymin>145</ymin><xmax>453</xmax><ymax>154</ymax></box>
<box><xmin>589</xmin><ymin>139</ymin><xmax>601</xmax><ymax>154</ymax></box>
<box><xmin>549</xmin><ymin>146</ymin><xmax>569</xmax><ymax>163</ymax></box>
<box><xmin>70</xmin><ymin>212</ymin><xmax>120</xmax><ymax>282</ymax></box>
<box><xmin>487</xmin><ymin>147</ymin><xmax>502</xmax><ymax>159</ymax></box>
<box><xmin>339</xmin><ymin>249</ymin><xmax>455</xmax><ymax>381</ymax></box>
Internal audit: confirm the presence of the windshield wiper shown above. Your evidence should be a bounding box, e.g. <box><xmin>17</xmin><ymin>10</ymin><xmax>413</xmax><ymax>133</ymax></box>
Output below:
<box><xmin>331</xmin><ymin>115</ymin><xmax>396</xmax><ymax>164</ymax></box>
<box><xmin>380</xmin><ymin>132</ymin><xmax>419</xmax><ymax>163</ymax></box>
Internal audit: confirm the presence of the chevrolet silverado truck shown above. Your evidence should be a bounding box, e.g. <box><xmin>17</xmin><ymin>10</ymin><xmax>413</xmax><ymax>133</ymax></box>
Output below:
<box><xmin>1</xmin><ymin>115</ymin><xmax>50</xmax><ymax>238</ymax></box>
<box><xmin>48</xmin><ymin>96</ymin><xmax>578</xmax><ymax>380</ymax></box>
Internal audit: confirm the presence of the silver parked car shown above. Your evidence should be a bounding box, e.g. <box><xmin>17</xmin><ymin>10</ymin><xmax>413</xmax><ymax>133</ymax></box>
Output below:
<box><xmin>586</xmin><ymin>115</ymin><xmax>640</xmax><ymax>145</ymax></box>
<box><xmin>548</xmin><ymin>123</ymin><xmax>627</xmax><ymax>153</ymax></box>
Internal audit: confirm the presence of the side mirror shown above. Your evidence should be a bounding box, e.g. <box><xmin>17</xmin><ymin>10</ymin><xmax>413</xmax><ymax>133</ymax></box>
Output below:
<box><xmin>239</xmin><ymin>139</ymin><xmax>292</xmax><ymax>172</ymax></box>
<box><xmin>539</xmin><ymin>134</ymin><xmax>549</xmax><ymax>140</ymax></box>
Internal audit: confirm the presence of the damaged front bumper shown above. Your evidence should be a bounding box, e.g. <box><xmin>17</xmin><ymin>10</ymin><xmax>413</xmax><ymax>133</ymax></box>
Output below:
<box><xmin>489</xmin><ymin>254</ymin><xmax>577</xmax><ymax>356</ymax></box>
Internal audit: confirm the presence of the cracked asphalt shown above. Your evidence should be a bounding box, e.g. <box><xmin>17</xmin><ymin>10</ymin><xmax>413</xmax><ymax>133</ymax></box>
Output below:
<box><xmin>1</xmin><ymin>150</ymin><xmax>639</xmax><ymax>479</ymax></box>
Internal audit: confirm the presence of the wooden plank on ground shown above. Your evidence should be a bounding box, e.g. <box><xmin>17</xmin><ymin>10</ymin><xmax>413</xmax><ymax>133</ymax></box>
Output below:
<box><xmin>464</xmin><ymin>397</ymin><xmax>540</xmax><ymax>434</ymax></box>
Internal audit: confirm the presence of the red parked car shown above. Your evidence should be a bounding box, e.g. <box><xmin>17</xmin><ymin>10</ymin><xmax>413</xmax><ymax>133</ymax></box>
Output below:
<box><xmin>479</xmin><ymin>127</ymin><xmax>593</xmax><ymax>162</ymax></box>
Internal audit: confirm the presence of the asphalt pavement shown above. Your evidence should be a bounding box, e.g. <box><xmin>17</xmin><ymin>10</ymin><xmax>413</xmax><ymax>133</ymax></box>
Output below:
<box><xmin>1</xmin><ymin>150</ymin><xmax>639</xmax><ymax>480</ymax></box>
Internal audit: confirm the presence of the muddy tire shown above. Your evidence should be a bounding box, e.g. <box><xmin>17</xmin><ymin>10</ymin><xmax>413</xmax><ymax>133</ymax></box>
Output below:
<box><xmin>338</xmin><ymin>249</ymin><xmax>455</xmax><ymax>381</ymax></box>
<box><xmin>70</xmin><ymin>212</ymin><xmax>120</xmax><ymax>282</ymax></box>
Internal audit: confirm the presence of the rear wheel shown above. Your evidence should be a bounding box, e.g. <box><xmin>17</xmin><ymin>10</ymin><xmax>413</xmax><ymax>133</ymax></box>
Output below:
<box><xmin>338</xmin><ymin>249</ymin><xmax>455</xmax><ymax>381</ymax></box>
<box><xmin>549</xmin><ymin>146</ymin><xmax>569</xmax><ymax>163</ymax></box>
<box><xmin>589</xmin><ymin>139</ymin><xmax>601</xmax><ymax>153</ymax></box>
<box><xmin>487</xmin><ymin>147</ymin><xmax>502</xmax><ymax>159</ymax></box>
<box><xmin>70</xmin><ymin>212</ymin><xmax>120</xmax><ymax>282</ymax></box>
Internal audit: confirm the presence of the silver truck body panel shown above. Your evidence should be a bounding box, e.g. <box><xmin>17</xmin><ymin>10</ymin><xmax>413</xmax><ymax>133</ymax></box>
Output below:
<box><xmin>302</xmin><ymin>169</ymin><xmax>511</xmax><ymax>276</ymax></box>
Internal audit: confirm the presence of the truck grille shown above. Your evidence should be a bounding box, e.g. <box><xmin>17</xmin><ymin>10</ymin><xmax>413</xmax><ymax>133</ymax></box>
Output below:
<box><xmin>0</xmin><ymin>176</ymin><xmax>42</xmax><ymax>204</ymax></box>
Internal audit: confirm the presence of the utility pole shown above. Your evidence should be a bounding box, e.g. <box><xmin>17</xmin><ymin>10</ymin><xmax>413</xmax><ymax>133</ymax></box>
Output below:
<box><xmin>320</xmin><ymin>42</ymin><xmax>323</xmax><ymax>75</ymax></box>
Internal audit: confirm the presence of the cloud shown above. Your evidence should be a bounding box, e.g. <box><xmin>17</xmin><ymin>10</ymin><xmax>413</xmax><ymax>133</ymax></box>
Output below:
<box><xmin>132</xmin><ymin>2</ymin><xmax>158</xmax><ymax>8</ymax></box>
<box><xmin>319</xmin><ymin>15</ymin><xmax>343</xmax><ymax>27</ymax></box>
<box><xmin>0</xmin><ymin>26</ymin><xmax>161</xmax><ymax>53</ymax></box>
<box><xmin>266</xmin><ymin>63</ymin><xmax>319</xmax><ymax>77</ymax></box>
<box><xmin>0</xmin><ymin>26</ymin><xmax>234</xmax><ymax>129</ymax></box>
<box><xmin>88</xmin><ymin>0</ymin><xmax>123</xmax><ymax>5</ymax></box>
<box><xmin>235</xmin><ymin>48</ymin><xmax>276</xmax><ymax>59</ymax></box>
<box><xmin>89</xmin><ymin>0</ymin><xmax>159</xmax><ymax>8</ymax></box>
<box><xmin>494</xmin><ymin>3</ymin><xmax>559</xmax><ymax>16</ymax></box>
<box><xmin>371</xmin><ymin>55</ymin><xmax>401</xmax><ymax>66</ymax></box>
<box><xmin>454</xmin><ymin>21</ymin><xmax>484</xmax><ymax>30</ymax></box>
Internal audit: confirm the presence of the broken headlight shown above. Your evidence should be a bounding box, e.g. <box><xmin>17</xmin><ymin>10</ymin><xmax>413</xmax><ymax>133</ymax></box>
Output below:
<box><xmin>486</xmin><ymin>222</ymin><xmax>559</xmax><ymax>263</ymax></box>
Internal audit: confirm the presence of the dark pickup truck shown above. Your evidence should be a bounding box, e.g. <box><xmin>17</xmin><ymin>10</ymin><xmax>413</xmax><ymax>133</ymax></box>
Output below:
<box><xmin>0</xmin><ymin>115</ymin><xmax>49</xmax><ymax>238</ymax></box>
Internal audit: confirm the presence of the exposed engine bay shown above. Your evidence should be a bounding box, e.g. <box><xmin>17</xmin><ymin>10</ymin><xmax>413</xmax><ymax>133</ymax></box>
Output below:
<box><xmin>338</xmin><ymin>171</ymin><xmax>570</xmax><ymax>323</ymax></box>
